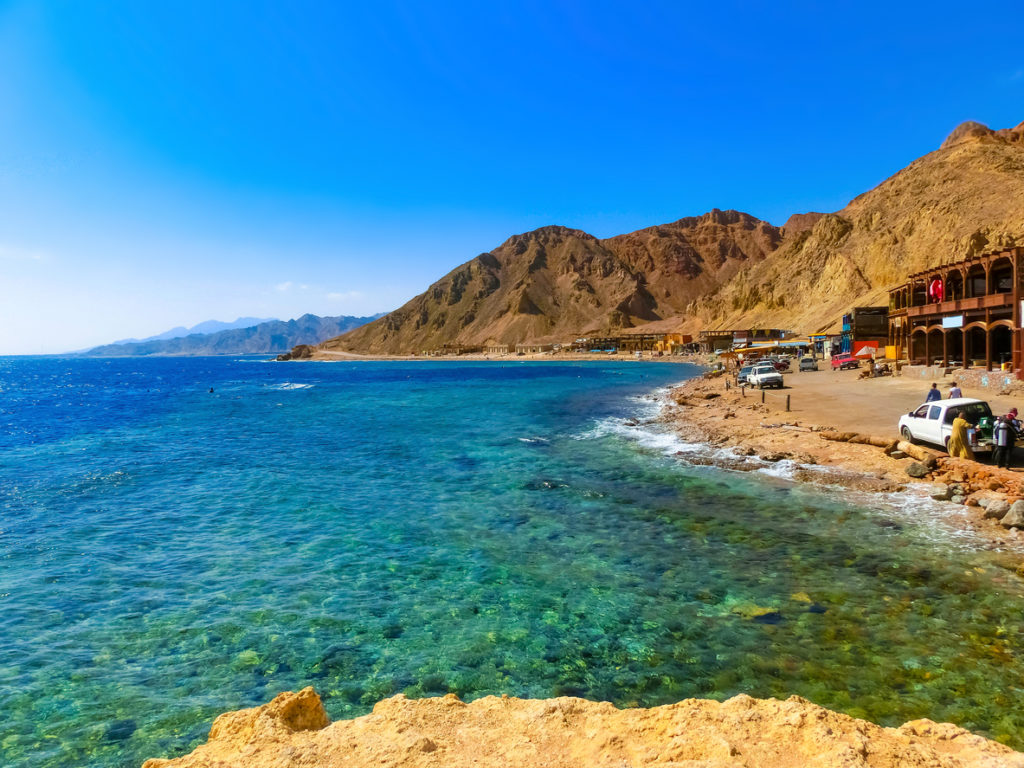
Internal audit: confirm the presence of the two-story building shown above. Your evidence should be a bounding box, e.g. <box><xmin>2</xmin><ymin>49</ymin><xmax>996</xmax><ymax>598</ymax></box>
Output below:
<box><xmin>888</xmin><ymin>247</ymin><xmax>1024</xmax><ymax>373</ymax></box>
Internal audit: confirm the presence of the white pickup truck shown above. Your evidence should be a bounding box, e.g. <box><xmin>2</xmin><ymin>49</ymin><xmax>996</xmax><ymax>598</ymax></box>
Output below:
<box><xmin>747</xmin><ymin>363</ymin><xmax>784</xmax><ymax>389</ymax></box>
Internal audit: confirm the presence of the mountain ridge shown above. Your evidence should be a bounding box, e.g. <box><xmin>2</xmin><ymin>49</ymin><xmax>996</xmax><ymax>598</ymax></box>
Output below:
<box><xmin>86</xmin><ymin>313</ymin><xmax>382</xmax><ymax>357</ymax></box>
<box><xmin>309</xmin><ymin>117</ymin><xmax>1024</xmax><ymax>354</ymax></box>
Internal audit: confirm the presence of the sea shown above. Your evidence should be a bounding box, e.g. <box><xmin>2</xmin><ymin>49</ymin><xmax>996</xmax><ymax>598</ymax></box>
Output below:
<box><xmin>2</xmin><ymin>356</ymin><xmax>1024</xmax><ymax>767</ymax></box>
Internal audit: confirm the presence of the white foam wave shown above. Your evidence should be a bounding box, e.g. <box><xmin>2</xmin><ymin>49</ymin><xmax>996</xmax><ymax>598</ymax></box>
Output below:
<box><xmin>579</xmin><ymin>382</ymin><xmax>1024</xmax><ymax>555</ymax></box>
<box><xmin>274</xmin><ymin>382</ymin><xmax>315</xmax><ymax>390</ymax></box>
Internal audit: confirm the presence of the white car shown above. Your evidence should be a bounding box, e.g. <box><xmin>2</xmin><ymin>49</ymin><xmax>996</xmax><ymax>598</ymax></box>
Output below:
<box><xmin>897</xmin><ymin>398</ymin><xmax>994</xmax><ymax>453</ymax></box>
<box><xmin>748</xmin><ymin>363</ymin><xmax>784</xmax><ymax>389</ymax></box>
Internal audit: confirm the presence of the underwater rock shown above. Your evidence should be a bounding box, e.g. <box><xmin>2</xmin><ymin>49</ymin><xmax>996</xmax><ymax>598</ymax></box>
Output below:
<box><xmin>141</xmin><ymin>687</ymin><xmax>1024</xmax><ymax>768</ymax></box>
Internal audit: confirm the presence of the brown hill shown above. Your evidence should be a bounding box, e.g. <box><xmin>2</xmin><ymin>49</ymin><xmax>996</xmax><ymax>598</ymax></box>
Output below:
<box><xmin>319</xmin><ymin>119</ymin><xmax>1024</xmax><ymax>354</ymax></box>
<box><xmin>686</xmin><ymin>119</ymin><xmax>1024</xmax><ymax>334</ymax></box>
<box><xmin>326</xmin><ymin>211</ymin><xmax>781</xmax><ymax>355</ymax></box>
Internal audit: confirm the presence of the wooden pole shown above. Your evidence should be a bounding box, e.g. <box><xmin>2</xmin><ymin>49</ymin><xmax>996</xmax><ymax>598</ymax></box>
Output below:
<box><xmin>761</xmin><ymin>389</ymin><xmax>765</xmax><ymax>403</ymax></box>
<box><xmin>786</xmin><ymin>394</ymin><xmax>791</xmax><ymax>412</ymax></box>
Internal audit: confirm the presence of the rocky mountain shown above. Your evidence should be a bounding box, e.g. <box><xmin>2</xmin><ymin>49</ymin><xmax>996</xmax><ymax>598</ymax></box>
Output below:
<box><xmin>686</xmin><ymin>119</ymin><xmax>1024</xmax><ymax>334</ymax></box>
<box><xmin>85</xmin><ymin>314</ymin><xmax>381</xmax><ymax>356</ymax></box>
<box><xmin>326</xmin><ymin>211</ymin><xmax>781</xmax><ymax>355</ymax></box>
<box><xmin>316</xmin><ymin>118</ymin><xmax>1024</xmax><ymax>354</ymax></box>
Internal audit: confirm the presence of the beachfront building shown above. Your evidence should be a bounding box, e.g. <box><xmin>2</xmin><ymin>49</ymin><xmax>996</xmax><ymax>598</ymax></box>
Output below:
<box><xmin>515</xmin><ymin>343</ymin><xmax>555</xmax><ymax>354</ymax></box>
<box><xmin>888</xmin><ymin>246</ymin><xmax>1024</xmax><ymax>373</ymax></box>
<box><xmin>697</xmin><ymin>328</ymin><xmax>796</xmax><ymax>354</ymax></box>
<box><xmin>485</xmin><ymin>343</ymin><xmax>510</xmax><ymax>355</ymax></box>
<box><xmin>839</xmin><ymin>307</ymin><xmax>889</xmax><ymax>357</ymax></box>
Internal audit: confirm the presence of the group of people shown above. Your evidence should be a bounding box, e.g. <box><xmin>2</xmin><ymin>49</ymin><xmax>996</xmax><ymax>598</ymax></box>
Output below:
<box><xmin>925</xmin><ymin>381</ymin><xmax>962</xmax><ymax>401</ymax></box>
<box><xmin>931</xmin><ymin>381</ymin><xmax>1022</xmax><ymax>468</ymax></box>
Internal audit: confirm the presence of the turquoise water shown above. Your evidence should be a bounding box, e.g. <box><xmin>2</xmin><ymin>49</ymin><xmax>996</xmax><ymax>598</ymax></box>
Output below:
<box><xmin>2</xmin><ymin>357</ymin><xmax>1024</xmax><ymax>767</ymax></box>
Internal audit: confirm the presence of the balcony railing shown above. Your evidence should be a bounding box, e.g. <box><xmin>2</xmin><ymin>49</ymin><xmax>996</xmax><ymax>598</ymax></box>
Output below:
<box><xmin>905</xmin><ymin>293</ymin><xmax>1012</xmax><ymax>317</ymax></box>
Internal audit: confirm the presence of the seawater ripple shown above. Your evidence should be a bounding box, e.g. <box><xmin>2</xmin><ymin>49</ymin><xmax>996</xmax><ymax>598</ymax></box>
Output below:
<box><xmin>1</xmin><ymin>356</ymin><xmax>1024</xmax><ymax>767</ymax></box>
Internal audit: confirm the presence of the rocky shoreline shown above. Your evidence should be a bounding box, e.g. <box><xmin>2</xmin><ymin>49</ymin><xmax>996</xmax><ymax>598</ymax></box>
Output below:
<box><xmin>142</xmin><ymin>687</ymin><xmax>1023</xmax><ymax>767</ymax></box>
<box><xmin>658</xmin><ymin>370</ymin><xmax>1024</xmax><ymax>559</ymax></box>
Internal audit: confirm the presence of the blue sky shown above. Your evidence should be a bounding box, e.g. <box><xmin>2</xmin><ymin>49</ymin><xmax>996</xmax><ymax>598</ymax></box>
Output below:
<box><xmin>1</xmin><ymin>1</ymin><xmax>1021</xmax><ymax>353</ymax></box>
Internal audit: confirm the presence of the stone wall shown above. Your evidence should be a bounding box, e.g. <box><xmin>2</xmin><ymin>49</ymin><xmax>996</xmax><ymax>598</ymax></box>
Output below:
<box><xmin>901</xmin><ymin>364</ymin><xmax>1019</xmax><ymax>392</ymax></box>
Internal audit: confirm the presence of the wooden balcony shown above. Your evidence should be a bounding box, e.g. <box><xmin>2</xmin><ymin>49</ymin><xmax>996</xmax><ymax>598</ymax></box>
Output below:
<box><xmin>905</xmin><ymin>293</ymin><xmax>1011</xmax><ymax>317</ymax></box>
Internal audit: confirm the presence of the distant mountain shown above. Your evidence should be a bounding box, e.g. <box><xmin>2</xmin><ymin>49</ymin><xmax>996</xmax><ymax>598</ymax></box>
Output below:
<box><xmin>108</xmin><ymin>317</ymin><xmax>278</xmax><ymax>346</ymax></box>
<box><xmin>85</xmin><ymin>314</ymin><xmax>382</xmax><ymax>356</ymax></box>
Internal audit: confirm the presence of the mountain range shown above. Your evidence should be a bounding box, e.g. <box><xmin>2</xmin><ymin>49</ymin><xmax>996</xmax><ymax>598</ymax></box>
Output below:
<box><xmin>319</xmin><ymin>118</ymin><xmax>1024</xmax><ymax>355</ymax></box>
<box><xmin>85</xmin><ymin>314</ymin><xmax>381</xmax><ymax>356</ymax></box>
<box><xmin>107</xmin><ymin>317</ymin><xmax>277</xmax><ymax>346</ymax></box>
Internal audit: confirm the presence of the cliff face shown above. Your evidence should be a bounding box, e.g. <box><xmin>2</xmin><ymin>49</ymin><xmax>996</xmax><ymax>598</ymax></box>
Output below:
<box><xmin>141</xmin><ymin>687</ymin><xmax>1024</xmax><ymax>768</ymax></box>
<box><xmin>687</xmin><ymin>120</ymin><xmax>1024</xmax><ymax>334</ymax></box>
<box><xmin>327</xmin><ymin>211</ymin><xmax>781</xmax><ymax>354</ymax></box>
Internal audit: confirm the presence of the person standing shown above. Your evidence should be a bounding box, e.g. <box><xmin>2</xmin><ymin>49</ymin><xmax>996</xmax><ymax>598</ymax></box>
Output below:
<box><xmin>947</xmin><ymin>410</ymin><xmax>974</xmax><ymax>460</ymax></box>
<box><xmin>949</xmin><ymin>382</ymin><xmax>962</xmax><ymax>399</ymax></box>
<box><xmin>993</xmin><ymin>413</ymin><xmax>1017</xmax><ymax>469</ymax></box>
<box><xmin>925</xmin><ymin>383</ymin><xmax>941</xmax><ymax>402</ymax></box>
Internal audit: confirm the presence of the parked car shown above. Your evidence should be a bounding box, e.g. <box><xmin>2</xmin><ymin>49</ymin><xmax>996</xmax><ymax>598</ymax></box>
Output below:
<box><xmin>897</xmin><ymin>398</ymin><xmax>995</xmax><ymax>453</ymax></box>
<box><xmin>772</xmin><ymin>358</ymin><xmax>790</xmax><ymax>371</ymax></box>
<box><xmin>799</xmin><ymin>356</ymin><xmax>818</xmax><ymax>371</ymax></box>
<box><xmin>737</xmin><ymin>365</ymin><xmax>755</xmax><ymax>385</ymax></box>
<box><xmin>831</xmin><ymin>354</ymin><xmax>860</xmax><ymax>370</ymax></box>
<box><xmin>748</xmin><ymin>363</ymin><xmax>784</xmax><ymax>389</ymax></box>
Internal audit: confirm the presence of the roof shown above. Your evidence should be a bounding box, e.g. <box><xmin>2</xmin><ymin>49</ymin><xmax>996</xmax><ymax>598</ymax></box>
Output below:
<box><xmin>917</xmin><ymin>397</ymin><xmax>989</xmax><ymax>408</ymax></box>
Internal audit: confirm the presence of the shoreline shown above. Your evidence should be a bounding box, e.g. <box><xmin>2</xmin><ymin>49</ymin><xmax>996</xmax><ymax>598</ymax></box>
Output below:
<box><xmin>654</xmin><ymin>365</ymin><xmax>1024</xmax><ymax>558</ymax></box>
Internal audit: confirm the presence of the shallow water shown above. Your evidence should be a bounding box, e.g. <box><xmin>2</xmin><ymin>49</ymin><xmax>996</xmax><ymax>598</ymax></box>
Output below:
<box><xmin>2</xmin><ymin>357</ymin><xmax>1024</xmax><ymax>766</ymax></box>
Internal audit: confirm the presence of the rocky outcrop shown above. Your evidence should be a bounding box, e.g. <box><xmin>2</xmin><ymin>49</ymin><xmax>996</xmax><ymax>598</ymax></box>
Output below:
<box><xmin>276</xmin><ymin>344</ymin><xmax>315</xmax><ymax>361</ymax></box>
<box><xmin>142</xmin><ymin>687</ymin><xmax>1023</xmax><ymax>768</ymax></box>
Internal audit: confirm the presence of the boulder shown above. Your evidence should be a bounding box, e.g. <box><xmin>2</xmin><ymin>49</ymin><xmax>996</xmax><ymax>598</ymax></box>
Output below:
<box><xmin>926</xmin><ymin>484</ymin><xmax>952</xmax><ymax>501</ymax></box>
<box><xmin>1000</xmin><ymin>500</ymin><xmax>1024</xmax><ymax>528</ymax></box>
<box><xmin>983</xmin><ymin>500</ymin><xmax>1011</xmax><ymax>520</ymax></box>
<box><xmin>905</xmin><ymin>462</ymin><xmax>931</xmax><ymax>479</ymax></box>
<box><xmin>889</xmin><ymin>450</ymin><xmax>908</xmax><ymax>460</ymax></box>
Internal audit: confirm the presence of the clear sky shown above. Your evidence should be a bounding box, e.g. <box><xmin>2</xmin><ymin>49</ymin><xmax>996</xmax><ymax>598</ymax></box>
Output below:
<box><xmin>1</xmin><ymin>1</ymin><xmax>1021</xmax><ymax>354</ymax></box>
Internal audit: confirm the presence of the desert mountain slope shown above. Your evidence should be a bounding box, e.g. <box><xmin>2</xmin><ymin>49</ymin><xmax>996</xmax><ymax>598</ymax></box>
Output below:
<box><xmin>687</xmin><ymin>120</ymin><xmax>1024</xmax><ymax>334</ymax></box>
<box><xmin>327</xmin><ymin>211</ymin><xmax>780</xmax><ymax>354</ymax></box>
<box><xmin>322</xmin><ymin>119</ymin><xmax>1024</xmax><ymax>353</ymax></box>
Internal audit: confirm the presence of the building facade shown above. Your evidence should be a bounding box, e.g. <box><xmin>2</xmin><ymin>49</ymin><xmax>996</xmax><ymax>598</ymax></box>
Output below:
<box><xmin>840</xmin><ymin>307</ymin><xmax>888</xmax><ymax>356</ymax></box>
<box><xmin>888</xmin><ymin>247</ymin><xmax>1024</xmax><ymax>373</ymax></box>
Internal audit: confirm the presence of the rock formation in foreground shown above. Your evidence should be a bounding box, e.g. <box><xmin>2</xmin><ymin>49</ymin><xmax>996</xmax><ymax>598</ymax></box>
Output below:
<box><xmin>142</xmin><ymin>687</ymin><xmax>1022</xmax><ymax>768</ymax></box>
